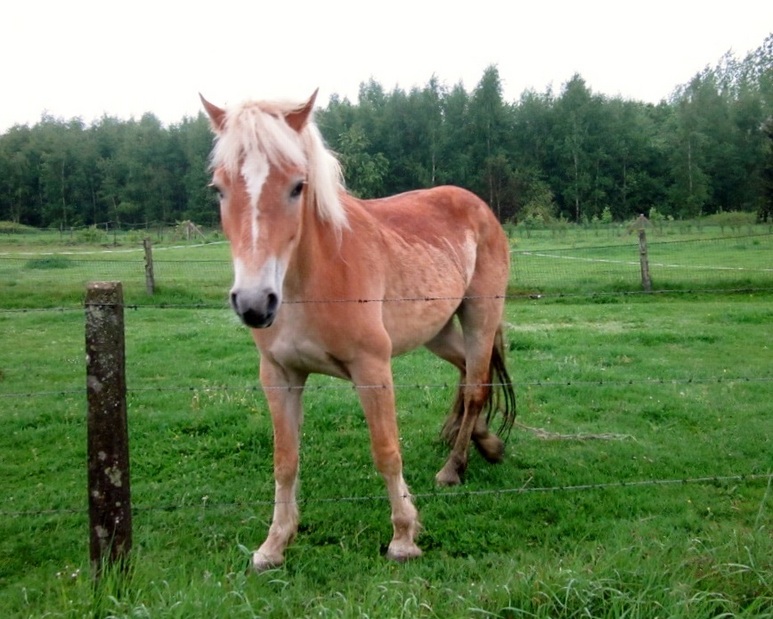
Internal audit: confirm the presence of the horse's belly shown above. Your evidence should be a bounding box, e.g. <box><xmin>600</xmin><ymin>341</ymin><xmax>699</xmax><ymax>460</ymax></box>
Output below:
<box><xmin>380</xmin><ymin>231</ymin><xmax>474</xmax><ymax>356</ymax></box>
<box><xmin>384</xmin><ymin>296</ymin><xmax>459</xmax><ymax>357</ymax></box>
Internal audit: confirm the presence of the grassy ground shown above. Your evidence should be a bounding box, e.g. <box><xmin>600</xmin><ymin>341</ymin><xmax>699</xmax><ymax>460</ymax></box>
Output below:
<box><xmin>1</xmin><ymin>295</ymin><xmax>771</xmax><ymax>617</ymax></box>
<box><xmin>1</xmin><ymin>224</ymin><xmax>772</xmax><ymax>309</ymax></box>
<box><xmin>1</xmin><ymin>228</ymin><xmax>771</xmax><ymax>617</ymax></box>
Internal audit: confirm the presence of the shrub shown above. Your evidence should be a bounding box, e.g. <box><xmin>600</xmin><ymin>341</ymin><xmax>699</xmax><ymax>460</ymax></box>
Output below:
<box><xmin>25</xmin><ymin>256</ymin><xmax>73</xmax><ymax>270</ymax></box>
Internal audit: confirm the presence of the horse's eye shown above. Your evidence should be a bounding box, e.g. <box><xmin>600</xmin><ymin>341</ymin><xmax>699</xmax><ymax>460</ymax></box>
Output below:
<box><xmin>290</xmin><ymin>181</ymin><xmax>306</xmax><ymax>200</ymax></box>
<box><xmin>209</xmin><ymin>183</ymin><xmax>224</xmax><ymax>200</ymax></box>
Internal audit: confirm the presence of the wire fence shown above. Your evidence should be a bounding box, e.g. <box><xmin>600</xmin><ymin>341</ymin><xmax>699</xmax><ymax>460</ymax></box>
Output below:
<box><xmin>512</xmin><ymin>232</ymin><xmax>773</xmax><ymax>294</ymax></box>
<box><xmin>2</xmin><ymin>473</ymin><xmax>771</xmax><ymax>520</ymax></box>
<box><xmin>3</xmin><ymin>319</ymin><xmax>771</xmax><ymax>521</ymax></box>
<box><xmin>4</xmin><ymin>375</ymin><xmax>773</xmax><ymax>401</ymax></box>
<box><xmin>1</xmin><ymin>232</ymin><xmax>771</xmax><ymax>311</ymax></box>
<box><xmin>2</xmin><ymin>231</ymin><xmax>772</xmax><ymax>536</ymax></box>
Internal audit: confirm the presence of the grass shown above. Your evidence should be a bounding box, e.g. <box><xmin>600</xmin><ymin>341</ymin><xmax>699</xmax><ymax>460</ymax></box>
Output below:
<box><xmin>511</xmin><ymin>233</ymin><xmax>773</xmax><ymax>295</ymax></box>
<box><xmin>1</xmin><ymin>296</ymin><xmax>772</xmax><ymax>617</ymax></box>
<box><xmin>1</xmin><ymin>228</ymin><xmax>772</xmax><ymax>617</ymax></box>
<box><xmin>0</xmin><ymin>240</ymin><xmax>231</xmax><ymax>309</ymax></box>
<box><xmin>0</xmin><ymin>224</ymin><xmax>772</xmax><ymax>310</ymax></box>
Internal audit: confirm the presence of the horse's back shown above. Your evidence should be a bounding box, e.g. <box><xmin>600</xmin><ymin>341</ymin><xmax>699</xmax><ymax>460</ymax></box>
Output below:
<box><xmin>344</xmin><ymin>186</ymin><xmax>509</xmax><ymax>355</ymax></box>
<box><xmin>362</xmin><ymin>185</ymin><xmax>501</xmax><ymax>237</ymax></box>
<box><xmin>359</xmin><ymin>185</ymin><xmax>510</xmax><ymax>284</ymax></box>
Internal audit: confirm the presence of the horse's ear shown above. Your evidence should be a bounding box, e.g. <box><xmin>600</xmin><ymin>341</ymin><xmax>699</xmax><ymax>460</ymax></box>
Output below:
<box><xmin>200</xmin><ymin>94</ymin><xmax>226</xmax><ymax>132</ymax></box>
<box><xmin>284</xmin><ymin>89</ymin><xmax>318</xmax><ymax>133</ymax></box>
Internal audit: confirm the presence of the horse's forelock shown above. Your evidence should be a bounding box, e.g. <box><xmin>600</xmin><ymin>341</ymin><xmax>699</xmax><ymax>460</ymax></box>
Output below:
<box><xmin>211</xmin><ymin>99</ymin><xmax>347</xmax><ymax>230</ymax></box>
<box><xmin>212</xmin><ymin>101</ymin><xmax>304</xmax><ymax>175</ymax></box>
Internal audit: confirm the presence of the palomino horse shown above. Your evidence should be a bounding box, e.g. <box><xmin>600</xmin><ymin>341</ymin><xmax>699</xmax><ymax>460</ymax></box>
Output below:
<box><xmin>201</xmin><ymin>91</ymin><xmax>516</xmax><ymax>570</ymax></box>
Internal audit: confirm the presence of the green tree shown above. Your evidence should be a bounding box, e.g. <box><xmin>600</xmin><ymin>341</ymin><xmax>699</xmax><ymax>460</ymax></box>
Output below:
<box><xmin>174</xmin><ymin>114</ymin><xmax>217</xmax><ymax>225</ymax></box>
<box><xmin>668</xmin><ymin>74</ymin><xmax>718</xmax><ymax>217</ymax></box>
<box><xmin>2</xmin><ymin>37</ymin><xmax>772</xmax><ymax>230</ymax></box>
<box><xmin>0</xmin><ymin>125</ymin><xmax>38</xmax><ymax>224</ymax></box>
<box><xmin>437</xmin><ymin>82</ymin><xmax>472</xmax><ymax>187</ymax></box>
<box><xmin>336</xmin><ymin>125</ymin><xmax>388</xmax><ymax>198</ymax></box>
<box><xmin>467</xmin><ymin>65</ymin><xmax>518</xmax><ymax>219</ymax></box>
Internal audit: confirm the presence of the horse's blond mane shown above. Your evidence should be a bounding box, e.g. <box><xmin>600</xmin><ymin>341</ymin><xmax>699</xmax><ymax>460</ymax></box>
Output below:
<box><xmin>210</xmin><ymin>98</ymin><xmax>348</xmax><ymax>230</ymax></box>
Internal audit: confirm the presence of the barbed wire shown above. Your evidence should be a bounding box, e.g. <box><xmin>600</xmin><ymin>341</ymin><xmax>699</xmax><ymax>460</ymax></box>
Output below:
<box><xmin>0</xmin><ymin>242</ymin><xmax>228</xmax><ymax>257</ymax></box>
<box><xmin>2</xmin><ymin>472</ymin><xmax>770</xmax><ymax>520</ymax></box>
<box><xmin>519</xmin><ymin>251</ymin><xmax>773</xmax><ymax>273</ymax></box>
<box><xmin>0</xmin><ymin>306</ymin><xmax>85</xmax><ymax>314</ymax></box>
<box><xmin>2</xmin><ymin>285</ymin><xmax>772</xmax><ymax>316</ymax></box>
<box><xmin>512</xmin><ymin>231</ymin><xmax>772</xmax><ymax>251</ymax></box>
<box><xmin>3</xmin><ymin>375</ymin><xmax>772</xmax><ymax>400</ymax></box>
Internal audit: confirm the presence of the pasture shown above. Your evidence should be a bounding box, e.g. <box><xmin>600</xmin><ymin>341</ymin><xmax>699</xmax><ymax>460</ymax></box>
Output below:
<box><xmin>1</xmin><ymin>229</ymin><xmax>772</xmax><ymax>618</ymax></box>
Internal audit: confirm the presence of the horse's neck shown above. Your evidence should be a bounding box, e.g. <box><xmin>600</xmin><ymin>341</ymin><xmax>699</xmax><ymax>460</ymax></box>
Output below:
<box><xmin>285</xmin><ymin>195</ymin><xmax>357</xmax><ymax>294</ymax></box>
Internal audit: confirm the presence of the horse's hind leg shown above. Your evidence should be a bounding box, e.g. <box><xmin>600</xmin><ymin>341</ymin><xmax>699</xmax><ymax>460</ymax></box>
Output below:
<box><xmin>433</xmin><ymin>281</ymin><xmax>508</xmax><ymax>486</ymax></box>
<box><xmin>435</xmin><ymin>351</ymin><xmax>492</xmax><ymax>485</ymax></box>
<box><xmin>426</xmin><ymin>321</ymin><xmax>505</xmax><ymax>468</ymax></box>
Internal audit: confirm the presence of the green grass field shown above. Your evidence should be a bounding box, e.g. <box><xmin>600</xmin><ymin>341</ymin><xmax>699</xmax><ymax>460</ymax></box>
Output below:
<box><xmin>1</xmin><ymin>225</ymin><xmax>771</xmax><ymax>310</ymax></box>
<box><xmin>1</xmin><ymin>228</ymin><xmax>772</xmax><ymax>618</ymax></box>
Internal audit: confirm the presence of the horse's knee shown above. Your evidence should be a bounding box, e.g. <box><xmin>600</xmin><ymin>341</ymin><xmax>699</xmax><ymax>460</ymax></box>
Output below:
<box><xmin>372</xmin><ymin>445</ymin><xmax>402</xmax><ymax>477</ymax></box>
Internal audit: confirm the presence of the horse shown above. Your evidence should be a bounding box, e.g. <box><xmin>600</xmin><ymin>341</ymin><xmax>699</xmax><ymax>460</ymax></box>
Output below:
<box><xmin>201</xmin><ymin>90</ymin><xmax>516</xmax><ymax>571</ymax></box>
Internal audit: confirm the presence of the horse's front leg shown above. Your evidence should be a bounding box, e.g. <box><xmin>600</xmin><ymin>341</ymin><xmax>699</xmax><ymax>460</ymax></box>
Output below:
<box><xmin>351</xmin><ymin>356</ymin><xmax>422</xmax><ymax>562</ymax></box>
<box><xmin>253</xmin><ymin>360</ymin><xmax>306</xmax><ymax>571</ymax></box>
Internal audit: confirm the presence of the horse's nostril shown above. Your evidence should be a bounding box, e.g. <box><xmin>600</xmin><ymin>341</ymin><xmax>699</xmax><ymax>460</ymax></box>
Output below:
<box><xmin>266</xmin><ymin>292</ymin><xmax>279</xmax><ymax>314</ymax></box>
<box><xmin>242</xmin><ymin>308</ymin><xmax>261</xmax><ymax>327</ymax></box>
<box><xmin>230</xmin><ymin>291</ymin><xmax>238</xmax><ymax>308</ymax></box>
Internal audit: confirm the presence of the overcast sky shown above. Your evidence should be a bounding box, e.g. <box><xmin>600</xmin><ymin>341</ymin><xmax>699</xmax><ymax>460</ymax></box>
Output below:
<box><xmin>2</xmin><ymin>1</ymin><xmax>771</xmax><ymax>132</ymax></box>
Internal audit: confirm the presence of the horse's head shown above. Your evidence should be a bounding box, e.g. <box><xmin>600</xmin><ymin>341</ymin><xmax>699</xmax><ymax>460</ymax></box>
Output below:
<box><xmin>202</xmin><ymin>91</ymin><xmax>344</xmax><ymax>328</ymax></box>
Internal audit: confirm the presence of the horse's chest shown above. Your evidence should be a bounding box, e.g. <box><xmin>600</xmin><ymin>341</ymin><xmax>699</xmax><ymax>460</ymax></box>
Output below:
<box><xmin>258</xmin><ymin>327</ymin><xmax>352</xmax><ymax>379</ymax></box>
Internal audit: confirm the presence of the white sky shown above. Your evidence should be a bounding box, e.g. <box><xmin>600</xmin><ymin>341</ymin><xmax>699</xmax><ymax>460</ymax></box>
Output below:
<box><xmin>2</xmin><ymin>1</ymin><xmax>771</xmax><ymax>132</ymax></box>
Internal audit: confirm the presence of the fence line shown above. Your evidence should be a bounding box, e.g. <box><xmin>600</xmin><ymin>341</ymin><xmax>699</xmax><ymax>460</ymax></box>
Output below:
<box><xmin>2</xmin><ymin>285</ymin><xmax>773</xmax><ymax>316</ymax></box>
<box><xmin>2</xmin><ymin>232</ymin><xmax>771</xmax><ymax>301</ymax></box>
<box><xmin>0</xmin><ymin>241</ymin><xmax>228</xmax><ymax>257</ymax></box>
<box><xmin>3</xmin><ymin>472</ymin><xmax>771</xmax><ymax>520</ymax></box>
<box><xmin>4</xmin><ymin>375</ymin><xmax>772</xmax><ymax>401</ymax></box>
<box><xmin>2</xmin><ymin>278</ymin><xmax>770</xmax><ymax>576</ymax></box>
<box><xmin>519</xmin><ymin>250</ymin><xmax>773</xmax><ymax>273</ymax></box>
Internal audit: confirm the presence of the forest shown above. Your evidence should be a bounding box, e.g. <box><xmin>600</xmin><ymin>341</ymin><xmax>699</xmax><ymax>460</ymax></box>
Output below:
<box><xmin>0</xmin><ymin>34</ymin><xmax>771</xmax><ymax>229</ymax></box>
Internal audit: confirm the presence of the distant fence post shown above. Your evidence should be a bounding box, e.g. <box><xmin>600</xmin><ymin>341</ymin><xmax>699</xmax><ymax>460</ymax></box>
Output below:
<box><xmin>85</xmin><ymin>282</ymin><xmax>132</xmax><ymax>578</ymax></box>
<box><xmin>143</xmin><ymin>238</ymin><xmax>155</xmax><ymax>295</ymax></box>
<box><xmin>630</xmin><ymin>214</ymin><xmax>652</xmax><ymax>292</ymax></box>
<box><xmin>639</xmin><ymin>227</ymin><xmax>652</xmax><ymax>292</ymax></box>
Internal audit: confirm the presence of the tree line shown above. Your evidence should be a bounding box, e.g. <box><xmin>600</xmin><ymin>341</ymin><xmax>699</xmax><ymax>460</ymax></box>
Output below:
<box><xmin>1</xmin><ymin>34</ymin><xmax>771</xmax><ymax>229</ymax></box>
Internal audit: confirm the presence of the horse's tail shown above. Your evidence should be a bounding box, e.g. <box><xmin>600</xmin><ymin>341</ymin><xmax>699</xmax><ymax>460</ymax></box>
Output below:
<box><xmin>485</xmin><ymin>325</ymin><xmax>517</xmax><ymax>438</ymax></box>
<box><xmin>441</xmin><ymin>324</ymin><xmax>517</xmax><ymax>444</ymax></box>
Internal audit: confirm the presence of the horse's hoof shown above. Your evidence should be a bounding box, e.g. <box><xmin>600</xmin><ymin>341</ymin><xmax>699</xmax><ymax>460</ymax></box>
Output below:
<box><xmin>386</xmin><ymin>542</ymin><xmax>422</xmax><ymax>563</ymax></box>
<box><xmin>475</xmin><ymin>434</ymin><xmax>505</xmax><ymax>463</ymax></box>
<box><xmin>435</xmin><ymin>468</ymin><xmax>462</xmax><ymax>486</ymax></box>
<box><xmin>252</xmin><ymin>550</ymin><xmax>284</xmax><ymax>572</ymax></box>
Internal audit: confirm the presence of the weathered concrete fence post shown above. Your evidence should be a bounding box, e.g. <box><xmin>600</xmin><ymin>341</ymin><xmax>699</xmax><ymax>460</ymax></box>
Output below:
<box><xmin>85</xmin><ymin>282</ymin><xmax>132</xmax><ymax>577</ymax></box>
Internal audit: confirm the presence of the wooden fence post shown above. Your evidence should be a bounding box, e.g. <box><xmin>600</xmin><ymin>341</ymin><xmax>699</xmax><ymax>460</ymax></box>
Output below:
<box><xmin>629</xmin><ymin>214</ymin><xmax>653</xmax><ymax>292</ymax></box>
<box><xmin>143</xmin><ymin>238</ymin><xmax>155</xmax><ymax>295</ymax></box>
<box><xmin>85</xmin><ymin>282</ymin><xmax>132</xmax><ymax>578</ymax></box>
<box><xmin>638</xmin><ymin>226</ymin><xmax>652</xmax><ymax>292</ymax></box>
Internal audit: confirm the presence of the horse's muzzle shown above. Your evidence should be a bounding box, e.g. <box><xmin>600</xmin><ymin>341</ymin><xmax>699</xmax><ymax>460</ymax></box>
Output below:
<box><xmin>231</xmin><ymin>289</ymin><xmax>280</xmax><ymax>329</ymax></box>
